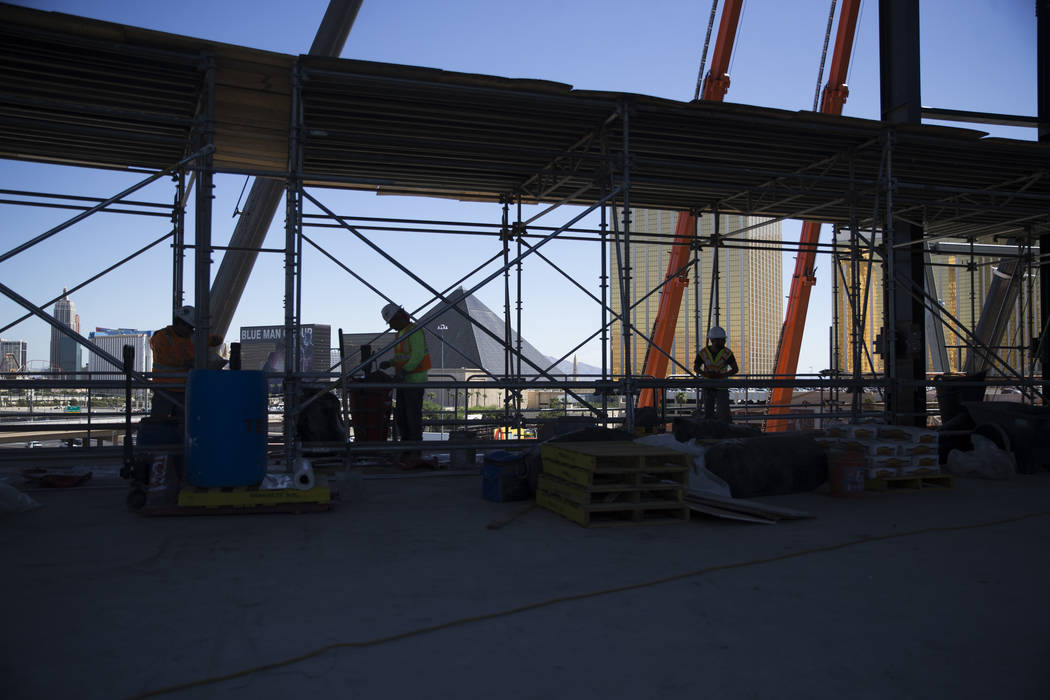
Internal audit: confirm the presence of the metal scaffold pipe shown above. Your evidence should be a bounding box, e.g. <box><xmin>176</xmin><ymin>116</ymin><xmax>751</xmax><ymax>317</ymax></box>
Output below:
<box><xmin>208</xmin><ymin>0</ymin><xmax>363</xmax><ymax>340</ymax></box>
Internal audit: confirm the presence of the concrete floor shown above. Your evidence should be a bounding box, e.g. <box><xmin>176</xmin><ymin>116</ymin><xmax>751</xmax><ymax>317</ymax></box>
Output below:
<box><xmin>2</xmin><ymin>467</ymin><xmax>1049</xmax><ymax>699</ymax></box>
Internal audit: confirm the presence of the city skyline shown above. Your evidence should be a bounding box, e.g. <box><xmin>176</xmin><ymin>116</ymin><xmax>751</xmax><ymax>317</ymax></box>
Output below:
<box><xmin>0</xmin><ymin>338</ymin><xmax>27</xmax><ymax>372</ymax></box>
<box><xmin>48</xmin><ymin>289</ymin><xmax>81</xmax><ymax>377</ymax></box>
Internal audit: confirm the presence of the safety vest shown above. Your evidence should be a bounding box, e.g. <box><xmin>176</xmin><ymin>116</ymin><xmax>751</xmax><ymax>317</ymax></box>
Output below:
<box><xmin>150</xmin><ymin>326</ymin><xmax>221</xmax><ymax>386</ymax></box>
<box><xmin>697</xmin><ymin>346</ymin><xmax>734</xmax><ymax>377</ymax></box>
<box><xmin>393</xmin><ymin>325</ymin><xmax>431</xmax><ymax>381</ymax></box>
<box><xmin>150</xmin><ymin>327</ymin><xmax>194</xmax><ymax>385</ymax></box>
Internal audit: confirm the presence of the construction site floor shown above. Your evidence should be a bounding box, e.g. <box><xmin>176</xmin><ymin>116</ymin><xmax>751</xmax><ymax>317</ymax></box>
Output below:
<box><xmin>3</xmin><ymin>467</ymin><xmax>1050</xmax><ymax>699</ymax></box>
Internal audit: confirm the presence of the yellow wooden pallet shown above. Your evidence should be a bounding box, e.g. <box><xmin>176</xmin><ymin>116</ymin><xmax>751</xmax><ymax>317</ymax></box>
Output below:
<box><xmin>538</xmin><ymin>473</ymin><xmax>684</xmax><ymax>507</ymax></box>
<box><xmin>541</xmin><ymin>457</ymin><xmax>687</xmax><ymax>489</ymax></box>
<box><xmin>865</xmin><ymin>473</ymin><xmax>953</xmax><ymax>492</ymax></box>
<box><xmin>540</xmin><ymin>441</ymin><xmax>692</xmax><ymax>472</ymax></box>
<box><xmin>537</xmin><ymin>488</ymin><xmax>689</xmax><ymax>527</ymax></box>
<box><xmin>177</xmin><ymin>478</ymin><xmax>332</xmax><ymax>508</ymax></box>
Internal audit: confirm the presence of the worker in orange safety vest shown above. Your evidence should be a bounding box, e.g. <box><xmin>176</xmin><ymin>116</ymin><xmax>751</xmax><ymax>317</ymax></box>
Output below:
<box><xmin>377</xmin><ymin>302</ymin><xmax>432</xmax><ymax>465</ymax></box>
<box><xmin>694</xmin><ymin>325</ymin><xmax>739</xmax><ymax>422</ymax></box>
<box><xmin>149</xmin><ymin>305</ymin><xmax>222</xmax><ymax>420</ymax></box>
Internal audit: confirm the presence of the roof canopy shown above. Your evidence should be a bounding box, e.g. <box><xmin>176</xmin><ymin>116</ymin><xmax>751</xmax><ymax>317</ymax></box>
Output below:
<box><xmin>2</xmin><ymin>3</ymin><xmax>1048</xmax><ymax>239</ymax></box>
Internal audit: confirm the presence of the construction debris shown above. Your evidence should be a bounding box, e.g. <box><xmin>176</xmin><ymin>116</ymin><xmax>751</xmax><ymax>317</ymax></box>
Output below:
<box><xmin>684</xmin><ymin>489</ymin><xmax>814</xmax><ymax>524</ymax></box>
<box><xmin>21</xmin><ymin>468</ymin><xmax>92</xmax><ymax>488</ymax></box>
<box><xmin>0</xmin><ymin>481</ymin><xmax>41</xmax><ymax>513</ymax></box>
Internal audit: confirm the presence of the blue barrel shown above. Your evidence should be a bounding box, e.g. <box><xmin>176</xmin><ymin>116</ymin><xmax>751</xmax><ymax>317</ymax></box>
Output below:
<box><xmin>185</xmin><ymin>369</ymin><xmax>268</xmax><ymax>487</ymax></box>
<box><xmin>482</xmin><ymin>450</ymin><xmax>530</xmax><ymax>502</ymax></box>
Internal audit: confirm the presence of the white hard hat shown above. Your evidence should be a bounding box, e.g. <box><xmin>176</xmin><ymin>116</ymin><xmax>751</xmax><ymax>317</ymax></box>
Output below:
<box><xmin>175</xmin><ymin>305</ymin><xmax>195</xmax><ymax>326</ymax></box>
<box><xmin>381</xmin><ymin>303</ymin><xmax>402</xmax><ymax>323</ymax></box>
<box><xmin>707</xmin><ymin>326</ymin><xmax>726</xmax><ymax>340</ymax></box>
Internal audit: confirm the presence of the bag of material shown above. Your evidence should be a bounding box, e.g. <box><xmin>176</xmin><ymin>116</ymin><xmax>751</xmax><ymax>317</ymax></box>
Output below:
<box><xmin>634</xmin><ymin>433</ymin><xmax>731</xmax><ymax>497</ymax></box>
<box><xmin>946</xmin><ymin>434</ymin><xmax>1016</xmax><ymax>480</ymax></box>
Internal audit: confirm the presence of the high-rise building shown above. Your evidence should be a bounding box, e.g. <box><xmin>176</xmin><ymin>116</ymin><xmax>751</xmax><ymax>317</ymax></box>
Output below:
<box><xmin>833</xmin><ymin>237</ymin><xmax>1040</xmax><ymax>376</ymax></box>
<box><xmin>87</xmin><ymin>328</ymin><xmax>153</xmax><ymax>375</ymax></box>
<box><xmin>87</xmin><ymin>328</ymin><xmax>152</xmax><ymax>398</ymax></box>
<box><xmin>49</xmin><ymin>289</ymin><xmax>82</xmax><ymax>377</ymax></box>
<box><xmin>238</xmin><ymin>324</ymin><xmax>333</xmax><ymax>390</ymax></box>
<box><xmin>1</xmin><ymin>339</ymin><xmax>28</xmax><ymax>372</ymax></box>
<box><xmin>610</xmin><ymin>210</ymin><xmax>783</xmax><ymax>377</ymax></box>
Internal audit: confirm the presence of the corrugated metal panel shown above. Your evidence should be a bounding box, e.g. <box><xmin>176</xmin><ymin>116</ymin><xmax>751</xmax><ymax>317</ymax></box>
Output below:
<box><xmin>0</xmin><ymin>20</ymin><xmax>201</xmax><ymax>169</ymax></box>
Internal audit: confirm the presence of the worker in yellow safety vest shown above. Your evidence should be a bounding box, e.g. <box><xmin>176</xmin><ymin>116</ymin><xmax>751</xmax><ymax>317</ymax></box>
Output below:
<box><xmin>694</xmin><ymin>326</ymin><xmax>739</xmax><ymax>422</ymax></box>
<box><xmin>378</xmin><ymin>303</ymin><xmax>431</xmax><ymax>464</ymax></box>
<box><xmin>149</xmin><ymin>305</ymin><xmax>222</xmax><ymax>420</ymax></box>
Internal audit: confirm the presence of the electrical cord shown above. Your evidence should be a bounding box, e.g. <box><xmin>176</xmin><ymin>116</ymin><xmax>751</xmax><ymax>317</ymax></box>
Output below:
<box><xmin>128</xmin><ymin>508</ymin><xmax>1050</xmax><ymax>698</ymax></box>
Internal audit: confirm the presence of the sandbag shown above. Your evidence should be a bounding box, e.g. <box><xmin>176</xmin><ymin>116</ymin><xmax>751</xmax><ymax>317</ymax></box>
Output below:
<box><xmin>704</xmin><ymin>433</ymin><xmax>828</xmax><ymax>498</ymax></box>
<box><xmin>672</xmin><ymin>414</ymin><xmax>761</xmax><ymax>442</ymax></box>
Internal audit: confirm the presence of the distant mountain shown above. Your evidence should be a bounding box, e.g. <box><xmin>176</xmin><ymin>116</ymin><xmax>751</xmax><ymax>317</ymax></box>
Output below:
<box><xmin>546</xmin><ymin>356</ymin><xmax>603</xmax><ymax>377</ymax></box>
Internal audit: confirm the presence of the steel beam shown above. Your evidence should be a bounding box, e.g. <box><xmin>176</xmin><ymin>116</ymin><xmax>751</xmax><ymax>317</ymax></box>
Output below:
<box><xmin>208</xmin><ymin>0</ymin><xmax>363</xmax><ymax>340</ymax></box>
<box><xmin>963</xmin><ymin>255</ymin><xmax>1026</xmax><ymax>376</ymax></box>
<box><xmin>1039</xmin><ymin>0</ymin><xmax>1050</xmax><ymax>388</ymax></box>
<box><xmin>923</xmin><ymin>248</ymin><xmax>949</xmax><ymax>373</ymax></box>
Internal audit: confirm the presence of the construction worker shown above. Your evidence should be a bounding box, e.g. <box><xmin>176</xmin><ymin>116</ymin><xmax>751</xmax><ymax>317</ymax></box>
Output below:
<box><xmin>694</xmin><ymin>326</ymin><xmax>738</xmax><ymax>422</ymax></box>
<box><xmin>377</xmin><ymin>303</ymin><xmax>431</xmax><ymax>465</ymax></box>
<box><xmin>149</xmin><ymin>305</ymin><xmax>222</xmax><ymax>420</ymax></box>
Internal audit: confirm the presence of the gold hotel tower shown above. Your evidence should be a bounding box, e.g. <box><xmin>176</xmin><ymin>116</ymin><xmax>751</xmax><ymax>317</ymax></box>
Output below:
<box><xmin>610</xmin><ymin>209</ymin><xmax>782</xmax><ymax>377</ymax></box>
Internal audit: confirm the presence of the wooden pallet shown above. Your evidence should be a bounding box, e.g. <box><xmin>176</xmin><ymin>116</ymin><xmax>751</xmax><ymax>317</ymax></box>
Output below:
<box><xmin>540</xmin><ymin>441</ymin><xmax>692</xmax><ymax>472</ymax></box>
<box><xmin>175</xmin><ymin>478</ymin><xmax>332</xmax><ymax>508</ymax></box>
<box><xmin>536</xmin><ymin>488</ymin><xmax>689</xmax><ymax>527</ymax></box>
<box><xmin>538</xmin><ymin>473</ymin><xmax>684</xmax><ymax>507</ymax></box>
<box><xmin>141</xmin><ymin>501</ymin><xmax>334</xmax><ymax>516</ymax></box>
<box><xmin>538</xmin><ymin>443</ymin><xmax>690</xmax><ymax>527</ymax></box>
<box><xmin>541</xmin><ymin>457</ymin><xmax>687</xmax><ymax>489</ymax></box>
<box><xmin>865</xmin><ymin>473</ymin><xmax>953</xmax><ymax>492</ymax></box>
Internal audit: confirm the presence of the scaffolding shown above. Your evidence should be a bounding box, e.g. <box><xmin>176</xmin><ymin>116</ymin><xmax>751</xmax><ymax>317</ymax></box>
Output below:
<box><xmin>2</xmin><ymin>5</ymin><xmax>1050</xmax><ymax>466</ymax></box>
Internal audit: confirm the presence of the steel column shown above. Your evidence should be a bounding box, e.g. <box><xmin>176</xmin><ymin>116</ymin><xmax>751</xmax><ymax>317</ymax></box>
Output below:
<box><xmin>193</xmin><ymin>55</ymin><xmax>215</xmax><ymax>370</ymax></box>
<box><xmin>879</xmin><ymin>0</ymin><xmax>926</xmax><ymax>426</ymax></box>
<box><xmin>1039</xmin><ymin>0</ymin><xmax>1050</xmax><ymax>390</ymax></box>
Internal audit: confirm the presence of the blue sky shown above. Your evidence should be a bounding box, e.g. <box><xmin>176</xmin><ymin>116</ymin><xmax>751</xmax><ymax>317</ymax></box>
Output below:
<box><xmin>1</xmin><ymin>0</ymin><xmax>1038</xmax><ymax>373</ymax></box>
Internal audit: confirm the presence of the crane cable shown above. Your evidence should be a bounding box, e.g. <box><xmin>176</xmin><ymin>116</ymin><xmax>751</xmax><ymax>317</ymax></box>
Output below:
<box><xmin>693</xmin><ymin>0</ymin><xmax>719</xmax><ymax>100</ymax></box>
<box><xmin>813</xmin><ymin>0</ymin><xmax>838</xmax><ymax>111</ymax></box>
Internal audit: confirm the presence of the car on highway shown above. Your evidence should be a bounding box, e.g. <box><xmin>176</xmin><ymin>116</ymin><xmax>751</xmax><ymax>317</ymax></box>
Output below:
<box><xmin>25</xmin><ymin>440</ymin><xmax>42</xmax><ymax>448</ymax></box>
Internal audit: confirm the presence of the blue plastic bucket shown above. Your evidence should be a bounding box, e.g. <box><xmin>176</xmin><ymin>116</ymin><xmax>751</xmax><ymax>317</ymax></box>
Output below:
<box><xmin>482</xmin><ymin>450</ymin><xmax>530</xmax><ymax>502</ymax></box>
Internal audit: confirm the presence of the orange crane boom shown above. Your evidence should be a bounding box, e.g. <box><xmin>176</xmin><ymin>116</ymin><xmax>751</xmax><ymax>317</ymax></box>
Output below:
<box><xmin>766</xmin><ymin>0</ymin><xmax>861</xmax><ymax>431</ymax></box>
<box><xmin>637</xmin><ymin>0</ymin><xmax>743</xmax><ymax>409</ymax></box>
